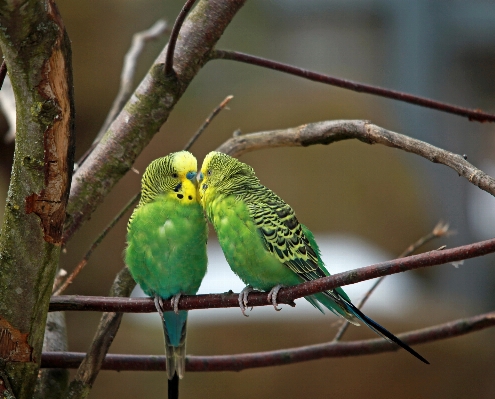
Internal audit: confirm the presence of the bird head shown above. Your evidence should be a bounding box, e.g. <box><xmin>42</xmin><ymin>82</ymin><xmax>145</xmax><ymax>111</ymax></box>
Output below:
<box><xmin>198</xmin><ymin>151</ymin><xmax>257</xmax><ymax>208</ymax></box>
<box><xmin>140</xmin><ymin>151</ymin><xmax>199</xmax><ymax>205</ymax></box>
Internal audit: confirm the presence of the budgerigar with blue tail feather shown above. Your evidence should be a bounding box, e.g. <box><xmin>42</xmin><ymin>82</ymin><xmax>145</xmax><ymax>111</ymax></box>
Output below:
<box><xmin>126</xmin><ymin>151</ymin><xmax>208</xmax><ymax>397</ymax></box>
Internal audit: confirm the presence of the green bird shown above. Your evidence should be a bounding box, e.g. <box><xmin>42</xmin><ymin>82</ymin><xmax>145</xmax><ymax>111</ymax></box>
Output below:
<box><xmin>126</xmin><ymin>151</ymin><xmax>208</xmax><ymax>384</ymax></box>
<box><xmin>199</xmin><ymin>151</ymin><xmax>428</xmax><ymax>364</ymax></box>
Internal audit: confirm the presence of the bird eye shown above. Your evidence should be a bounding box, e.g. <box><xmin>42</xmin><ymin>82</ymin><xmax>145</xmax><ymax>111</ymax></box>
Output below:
<box><xmin>202</xmin><ymin>184</ymin><xmax>208</xmax><ymax>189</ymax></box>
<box><xmin>172</xmin><ymin>173</ymin><xmax>178</xmax><ymax>178</ymax></box>
<box><xmin>207</xmin><ymin>170</ymin><xmax>212</xmax><ymax>176</ymax></box>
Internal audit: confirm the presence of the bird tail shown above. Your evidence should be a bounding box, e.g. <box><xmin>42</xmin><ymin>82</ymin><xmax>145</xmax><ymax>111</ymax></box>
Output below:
<box><xmin>162</xmin><ymin>310</ymin><xmax>188</xmax><ymax>380</ymax></box>
<box><xmin>320</xmin><ymin>290</ymin><xmax>429</xmax><ymax>364</ymax></box>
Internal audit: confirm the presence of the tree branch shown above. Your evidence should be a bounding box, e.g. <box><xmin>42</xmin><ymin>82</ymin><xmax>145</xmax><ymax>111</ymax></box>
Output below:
<box><xmin>217</xmin><ymin>120</ymin><xmax>495</xmax><ymax>197</ymax></box>
<box><xmin>62</xmin><ymin>0</ymin><xmax>247</xmax><ymax>244</ymax></box>
<box><xmin>63</xmin><ymin>268</ymin><xmax>135</xmax><ymax>399</ymax></box>
<box><xmin>164</xmin><ymin>0</ymin><xmax>197</xmax><ymax>76</ymax></box>
<box><xmin>211</xmin><ymin>50</ymin><xmax>495</xmax><ymax>123</ymax></box>
<box><xmin>0</xmin><ymin>1</ymin><xmax>75</xmax><ymax>397</ymax></box>
<box><xmin>49</xmin><ymin>236</ymin><xmax>495</xmax><ymax>313</ymax></box>
<box><xmin>40</xmin><ymin>311</ymin><xmax>495</xmax><ymax>371</ymax></box>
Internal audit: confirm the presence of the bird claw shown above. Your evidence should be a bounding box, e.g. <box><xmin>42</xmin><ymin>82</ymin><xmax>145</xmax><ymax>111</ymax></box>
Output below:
<box><xmin>238</xmin><ymin>286</ymin><xmax>255</xmax><ymax>317</ymax></box>
<box><xmin>171</xmin><ymin>293</ymin><xmax>182</xmax><ymax>315</ymax></box>
<box><xmin>267</xmin><ymin>284</ymin><xmax>285</xmax><ymax>311</ymax></box>
<box><xmin>154</xmin><ymin>295</ymin><xmax>165</xmax><ymax>319</ymax></box>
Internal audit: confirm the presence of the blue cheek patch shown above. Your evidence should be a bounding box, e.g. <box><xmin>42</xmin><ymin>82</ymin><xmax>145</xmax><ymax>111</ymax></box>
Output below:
<box><xmin>186</xmin><ymin>171</ymin><xmax>197</xmax><ymax>181</ymax></box>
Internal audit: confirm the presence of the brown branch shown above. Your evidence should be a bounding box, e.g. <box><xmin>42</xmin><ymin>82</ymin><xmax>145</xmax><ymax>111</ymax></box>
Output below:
<box><xmin>41</xmin><ymin>311</ymin><xmax>495</xmax><ymax>371</ymax></box>
<box><xmin>49</xmin><ymin>236</ymin><xmax>495</xmax><ymax>313</ymax></box>
<box><xmin>211</xmin><ymin>50</ymin><xmax>495</xmax><ymax>123</ymax></box>
<box><xmin>64</xmin><ymin>268</ymin><xmax>135</xmax><ymax>399</ymax></box>
<box><xmin>183</xmin><ymin>95</ymin><xmax>233</xmax><ymax>151</ymax></box>
<box><xmin>217</xmin><ymin>120</ymin><xmax>495</xmax><ymax>197</ymax></box>
<box><xmin>333</xmin><ymin>221</ymin><xmax>450</xmax><ymax>342</ymax></box>
<box><xmin>95</xmin><ymin>19</ymin><xmax>169</xmax><ymax>145</ymax></box>
<box><xmin>63</xmin><ymin>0</ymin><xmax>247</xmax><ymax>244</ymax></box>
<box><xmin>164</xmin><ymin>0</ymin><xmax>198</xmax><ymax>76</ymax></box>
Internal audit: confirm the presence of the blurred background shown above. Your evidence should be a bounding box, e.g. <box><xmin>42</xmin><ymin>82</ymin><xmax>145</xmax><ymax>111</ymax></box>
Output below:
<box><xmin>1</xmin><ymin>0</ymin><xmax>495</xmax><ymax>397</ymax></box>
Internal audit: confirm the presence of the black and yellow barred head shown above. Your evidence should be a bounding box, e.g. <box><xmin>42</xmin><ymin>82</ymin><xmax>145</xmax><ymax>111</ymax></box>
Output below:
<box><xmin>200</xmin><ymin>152</ymin><xmax>258</xmax><ymax>199</ymax></box>
<box><xmin>139</xmin><ymin>151</ymin><xmax>198</xmax><ymax>206</ymax></box>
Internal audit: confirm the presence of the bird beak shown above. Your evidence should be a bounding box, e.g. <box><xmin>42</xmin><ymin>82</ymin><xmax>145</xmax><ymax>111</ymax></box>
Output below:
<box><xmin>186</xmin><ymin>171</ymin><xmax>197</xmax><ymax>181</ymax></box>
<box><xmin>197</xmin><ymin>171</ymin><xmax>204</xmax><ymax>183</ymax></box>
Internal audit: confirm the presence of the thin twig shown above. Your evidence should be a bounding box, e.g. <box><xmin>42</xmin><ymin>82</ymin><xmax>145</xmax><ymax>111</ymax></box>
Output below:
<box><xmin>164</xmin><ymin>0</ymin><xmax>198</xmax><ymax>76</ymax></box>
<box><xmin>96</xmin><ymin>19</ymin><xmax>169</xmax><ymax>143</ymax></box>
<box><xmin>333</xmin><ymin>221</ymin><xmax>450</xmax><ymax>342</ymax></box>
<box><xmin>49</xmin><ymin>235</ymin><xmax>495</xmax><ymax>313</ymax></box>
<box><xmin>41</xmin><ymin>311</ymin><xmax>495</xmax><ymax>371</ymax></box>
<box><xmin>183</xmin><ymin>95</ymin><xmax>233</xmax><ymax>151</ymax></box>
<box><xmin>0</xmin><ymin>61</ymin><xmax>7</xmax><ymax>90</ymax></box>
<box><xmin>217</xmin><ymin>120</ymin><xmax>495</xmax><ymax>197</ymax></box>
<box><xmin>53</xmin><ymin>195</ymin><xmax>140</xmax><ymax>296</ymax></box>
<box><xmin>211</xmin><ymin>50</ymin><xmax>495</xmax><ymax>123</ymax></box>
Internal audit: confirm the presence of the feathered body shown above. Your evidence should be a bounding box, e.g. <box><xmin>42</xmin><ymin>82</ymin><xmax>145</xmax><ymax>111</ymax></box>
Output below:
<box><xmin>126</xmin><ymin>151</ymin><xmax>208</xmax><ymax>379</ymax></box>
<box><xmin>199</xmin><ymin>151</ymin><xmax>427</xmax><ymax>364</ymax></box>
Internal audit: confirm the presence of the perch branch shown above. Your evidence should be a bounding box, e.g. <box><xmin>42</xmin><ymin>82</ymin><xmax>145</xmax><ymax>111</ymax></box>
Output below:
<box><xmin>41</xmin><ymin>311</ymin><xmax>495</xmax><ymax>371</ymax></box>
<box><xmin>49</xmin><ymin>236</ymin><xmax>495</xmax><ymax>313</ymax></box>
<box><xmin>217</xmin><ymin>120</ymin><xmax>495</xmax><ymax>197</ymax></box>
<box><xmin>211</xmin><ymin>50</ymin><xmax>495</xmax><ymax>123</ymax></box>
<box><xmin>333</xmin><ymin>221</ymin><xmax>450</xmax><ymax>342</ymax></box>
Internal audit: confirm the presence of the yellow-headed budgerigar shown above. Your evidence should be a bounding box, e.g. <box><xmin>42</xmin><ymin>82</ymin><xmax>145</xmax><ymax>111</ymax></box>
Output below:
<box><xmin>198</xmin><ymin>151</ymin><xmax>428</xmax><ymax>364</ymax></box>
<box><xmin>126</xmin><ymin>151</ymin><xmax>208</xmax><ymax>390</ymax></box>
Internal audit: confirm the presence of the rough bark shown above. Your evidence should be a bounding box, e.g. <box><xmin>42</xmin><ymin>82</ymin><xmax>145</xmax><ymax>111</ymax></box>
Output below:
<box><xmin>0</xmin><ymin>1</ymin><xmax>75</xmax><ymax>397</ymax></box>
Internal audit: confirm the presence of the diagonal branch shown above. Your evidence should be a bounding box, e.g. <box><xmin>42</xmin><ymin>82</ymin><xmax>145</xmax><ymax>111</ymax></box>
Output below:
<box><xmin>49</xmin><ymin>236</ymin><xmax>495</xmax><ymax>313</ymax></box>
<box><xmin>211</xmin><ymin>50</ymin><xmax>495</xmax><ymax>123</ymax></box>
<box><xmin>217</xmin><ymin>120</ymin><xmax>495</xmax><ymax>197</ymax></box>
<box><xmin>40</xmin><ymin>311</ymin><xmax>495</xmax><ymax>371</ymax></box>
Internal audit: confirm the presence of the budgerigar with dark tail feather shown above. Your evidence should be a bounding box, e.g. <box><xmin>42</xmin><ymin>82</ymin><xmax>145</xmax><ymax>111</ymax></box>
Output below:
<box><xmin>199</xmin><ymin>151</ymin><xmax>428</xmax><ymax>364</ymax></box>
<box><xmin>126</xmin><ymin>151</ymin><xmax>208</xmax><ymax>397</ymax></box>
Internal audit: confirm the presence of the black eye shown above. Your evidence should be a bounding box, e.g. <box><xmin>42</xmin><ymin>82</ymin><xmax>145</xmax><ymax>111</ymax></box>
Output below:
<box><xmin>207</xmin><ymin>170</ymin><xmax>212</xmax><ymax>176</ymax></box>
<box><xmin>202</xmin><ymin>184</ymin><xmax>208</xmax><ymax>189</ymax></box>
<box><xmin>172</xmin><ymin>173</ymin><xmax>178</xmax><ymax>178</ymax></box>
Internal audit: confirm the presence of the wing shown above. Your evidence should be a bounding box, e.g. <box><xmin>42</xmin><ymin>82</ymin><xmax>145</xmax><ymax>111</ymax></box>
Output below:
<box><xmin>244</xmin><ymin>186</ymin><xmax>327</xmax><ymax>282</ymax></box>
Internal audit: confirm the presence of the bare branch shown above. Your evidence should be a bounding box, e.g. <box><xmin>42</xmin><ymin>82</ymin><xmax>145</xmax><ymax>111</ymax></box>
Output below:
<box><xmin>333</xmin><ymin>221</ymin><xmax>450</xmax><ymax>342</ymax></box>
<box><xmin>64</xmin><ymin>268</ymin><xmax>135</xmax><ymax>399</ymax></box>
<box><xmin>217</xmin><ymin>120</ymin><xmax>495</xmax><ymax>197</ymax></box>
<box><xmin>49</xmin><ymin>236</ymin><xmax>495</xmax><ymax>313</ymax></box>
<box><xmin>164</xmin><ymin>0</ymin><xmax>198</xmax><ymax>76</ymax></box>
<box><xmin>211</xmin><ymin>50</ymin><xmax>495</xmax><ymax>123</ymax></box>
<box><xmin>96</xmin><ymin>19</ymin><xmax>169</xmax><ymax>143</ymax></box>
<box><xmin>41</xmin><ymin>311</ymin><xmax>495</xmax><ymax>371</ymax></box>
<box><xmin>183</xmin><ymin>95</ymin><xmax>234</xmax><ymax>151</ymax></box>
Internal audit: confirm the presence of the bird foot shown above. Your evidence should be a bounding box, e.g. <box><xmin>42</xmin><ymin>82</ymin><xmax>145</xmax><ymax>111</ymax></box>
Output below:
<box><xmin>267</xmin><ymin>284</ymin><xmax>285</xmax><ymax>311</ymax></box>
<box><xmin>154</xmin><ymin>295</ymin><xmax>165</xmax><ymax>319</ymax></box>
<box><xmin>238</xmin><ymin>286</ymin><xmax>255</xmax><ymax>317</ymax></box>
<box><xmin>171</xmin><ymin>293</ymin><xmax>182</xmax><ymax>315</ymax></box>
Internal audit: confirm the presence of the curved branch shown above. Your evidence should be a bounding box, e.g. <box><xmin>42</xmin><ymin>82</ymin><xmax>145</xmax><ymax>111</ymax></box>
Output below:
<box><xmin>41</xmin><ymin>311</ymin><xmax>495</xmax><ymax>371</ymax></box>
<box><xmin>49</xmin><ymin>236</ymin><xmax>495</xmax><ymax>313</ymax></box>
<box><xmin>164</xmin><ymin>0</ymin><xmax>197</xmax><ymax>76</ymax></box>
<box><xmin>211</xmin><ymin>50</ymin><xmax>495</xmax><ymax>123</ymax></box>
<box><xmin>217</xmin><ymin>120</ymin><xmax>495</xmax><ymax>197</ymax></box>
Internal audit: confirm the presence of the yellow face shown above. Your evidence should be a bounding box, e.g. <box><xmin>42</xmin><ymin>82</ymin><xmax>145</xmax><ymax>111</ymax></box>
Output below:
<box><xmin>171</xmin><ymin>151</ymin><xmax>200</xmax><ymax>203</ymax></box>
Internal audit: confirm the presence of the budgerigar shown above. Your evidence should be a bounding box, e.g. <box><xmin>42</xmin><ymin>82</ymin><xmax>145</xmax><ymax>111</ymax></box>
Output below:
<box><xmin>199</xmin><ymin>151</ymin><xmax>428</xmax><ymax>364</ymax></box>
<box><xmin>126</xmin><ymin>151</ymin><xmax>208</xmax><ymax>387</ymax></box>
